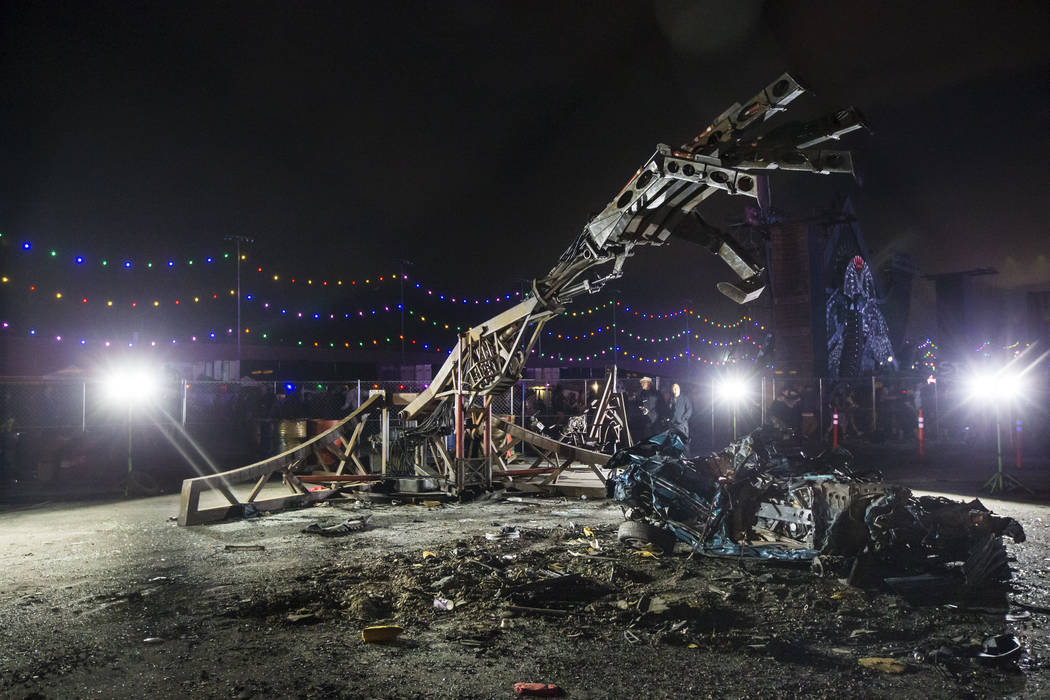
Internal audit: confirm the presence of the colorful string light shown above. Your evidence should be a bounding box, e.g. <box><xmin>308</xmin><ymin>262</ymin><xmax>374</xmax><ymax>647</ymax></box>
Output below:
<box><xmin>0</xmin><ymin>320</ymin><xmax>446</xmax><ymax>353</ymax></box>
<box><xmin>531</xmin><ymin>347</ymin><xmax>757</xmax><ymax>366</ymax></box>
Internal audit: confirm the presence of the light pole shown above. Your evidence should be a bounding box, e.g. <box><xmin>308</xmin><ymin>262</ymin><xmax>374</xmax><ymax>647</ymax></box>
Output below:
<box><xmin>103</xmin><ymin>364</ymin><xmax>159</xmax><ymax>496</ymax></box>
<box><xmin>971</xmin><ymin>370</ymin><xmax>1032</xmax><ymax>495</ymax></box>
<box><xmin>225</xmin><ymin>235</ymin><xmax>253</xmax><ymax>361</ymax></box>
<box><xmin>399</xmin><ymin>259</ymin><xmax>413</xmax><ymax>367</ymax></box>
<box><xmin>716</xmin><ymin>375</ymin><xmax>750</xmax><ymax>441</ymax></box>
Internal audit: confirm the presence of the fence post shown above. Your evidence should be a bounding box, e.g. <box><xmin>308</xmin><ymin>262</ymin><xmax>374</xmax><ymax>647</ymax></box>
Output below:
<box><xmin>380</xmin><ymin>406</ymin><xmax>389</xmax><ymax>474</ymax></box>
<box><xmin>181</xmin><ymin>381</ymin><xmax>189</xmax><ymax>426</ymax></box>
<box><xmin>917</xmin><ymin>409</ymin><xmax>925</xmax><ymax>460</ymax></box>
<box><xmin>818</xmin><ymin>378</ymin><xmax>825</xmax><ymax>444</ymax></box>
<box><xmin>933</xmin><ymin>380</ymin><xmax>939</xmax><ymax>439</ymax></box>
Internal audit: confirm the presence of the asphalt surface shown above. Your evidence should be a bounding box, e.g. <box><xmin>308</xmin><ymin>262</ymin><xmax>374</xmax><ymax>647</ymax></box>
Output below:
<box><xmin>2</xmin><ymin>440</ymin><xmax>1050</xmax><ymax>698</ymax></box>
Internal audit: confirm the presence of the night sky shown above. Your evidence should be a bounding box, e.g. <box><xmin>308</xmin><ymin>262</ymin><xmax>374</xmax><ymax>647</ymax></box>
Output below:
<box><xmin>2</xmin><ymin>1</ymin><xmax>1048</xmax><ymax>334</ymax></box>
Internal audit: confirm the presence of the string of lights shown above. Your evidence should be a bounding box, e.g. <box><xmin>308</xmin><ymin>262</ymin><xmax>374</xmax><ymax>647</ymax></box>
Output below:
<box><xmin>6</xmin><ymin>235</ymin><xmax>528</xmax><ymax>306</ymax></box>
<box><xmin>3</xmin><ymin>275</ymin><xmax>769</xmax><ymax>335</ymax></box>
<box><xmin>975</xmin><ymin>340</ymin><xmax>1032</xmax><ymax>358</ymax></box>
<box><xmin>530</xmin><ymin>347</ymin><xmax>758</xmax><ymax>366</ymax></box>
<box><xmin>2</xmin><ymin>321</ymin><xmax>446</xmax><ymax>353</ymax></box>
<box><xmin>2</xmin><ymin>316</ymin><xmax>760</xmax><ymax>365</ymax></box>
<box><xmin>4</xmin><ymin>237</ymin><xmax>772</xmax><ymax>359</ymax></box>
<box><xmin>5</xmin><ymin>240</ymin><xmax>772</xmax><ymax>321</ymax></box>
<box><xmin>0</xmin><ymin>285</ymin><xmax>467</xmax><ymax>330</ymax></box>
<box><xmin>914</xmin><ymin>338</ymin><xmax>938</xmax><ymax>372</ymax></box>
<box><xmin>544</xmin><ymin>325</ymin><xmax>763</xmax><ymax>346</ymax></box>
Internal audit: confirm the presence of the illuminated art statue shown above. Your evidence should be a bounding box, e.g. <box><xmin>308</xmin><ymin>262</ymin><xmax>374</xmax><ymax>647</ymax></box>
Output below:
<box><xmin>826</xmin><ymin>255</ymin><xmax>895</xmax><ymax>376</ymax></box>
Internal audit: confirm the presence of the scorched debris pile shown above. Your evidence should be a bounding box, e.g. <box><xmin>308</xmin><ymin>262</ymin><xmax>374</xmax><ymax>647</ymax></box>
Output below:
<box><xmin>608</xmin><ymin>429</ymin><xmax>1026</xmax><ymax>601</ymax></box>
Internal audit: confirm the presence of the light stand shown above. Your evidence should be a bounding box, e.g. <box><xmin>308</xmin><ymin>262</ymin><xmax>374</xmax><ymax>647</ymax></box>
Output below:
<box><xmin>981</xmin><ymin>402</ymin><xmax>1031</xmax><ymax>495</ymax></box>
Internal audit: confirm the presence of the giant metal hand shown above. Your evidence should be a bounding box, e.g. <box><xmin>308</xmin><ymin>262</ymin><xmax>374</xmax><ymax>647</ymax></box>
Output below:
<box><xmin>403</xmin><ymin>74</ymin><xmax>866</xmax><ymax>420</ymax></box>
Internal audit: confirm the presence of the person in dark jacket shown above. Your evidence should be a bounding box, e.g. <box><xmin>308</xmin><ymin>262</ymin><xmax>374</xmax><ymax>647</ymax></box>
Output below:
<box><xmin>667</xmin><ymin>382</ymin><xmax>693</xmax><ymax>437</ymax></box>
<box><xmin>637</xmin><ymin>376</ymin><xmax>664</xmax><ymax>438</ymax></box>
<box><xmin>767</xmin><ymin>388</ymin><xmax>802</xmax><ymax>433</ymax></box>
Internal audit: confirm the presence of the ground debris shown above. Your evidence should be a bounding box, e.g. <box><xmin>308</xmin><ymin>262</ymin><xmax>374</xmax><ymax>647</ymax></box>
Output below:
<box><xmin>858</xmin><ymin>656</ymin><xmax>908</xmax><ymax>673</ymax></box>
<box><xmin>301</xmin><ymin>516</ymin><xmax>371</xmax><ymax>536</ymax></box>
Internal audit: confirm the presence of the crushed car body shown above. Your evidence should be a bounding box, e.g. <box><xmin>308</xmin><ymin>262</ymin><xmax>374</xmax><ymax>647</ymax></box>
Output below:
<box><xmin>607</xmin><ymin>429</ymin><xmax>1026</xmax><ymax>596</ymax></box>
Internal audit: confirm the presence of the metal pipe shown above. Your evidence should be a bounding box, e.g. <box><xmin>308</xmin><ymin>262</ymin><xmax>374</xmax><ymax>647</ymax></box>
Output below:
<box><xmin>381</xmin><ymin>407</ymin><xmax>389</xmax><ymax>474</ymax></box>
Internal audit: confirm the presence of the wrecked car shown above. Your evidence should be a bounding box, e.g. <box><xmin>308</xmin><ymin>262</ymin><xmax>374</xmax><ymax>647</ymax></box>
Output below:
<box><xmin>607</xmin><ymin>428</ymin><xmax>1026</xmax><ymax>599</ymax></box>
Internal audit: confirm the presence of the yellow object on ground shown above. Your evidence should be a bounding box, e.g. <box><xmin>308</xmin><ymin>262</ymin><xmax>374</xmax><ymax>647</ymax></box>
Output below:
<box><xmin>362</xmin><ymin>625</ymin><xmax>404</xmax><ymax>643</ymax></box>
<box><xmin>857</xmin><ymin>657</ymin><xmax>907</xmax><ymax>673</ymax></box>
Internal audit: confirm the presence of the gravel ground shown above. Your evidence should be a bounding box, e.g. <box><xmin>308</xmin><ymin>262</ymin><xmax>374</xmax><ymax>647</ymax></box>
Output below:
<box><xmin>1</xmin><ymin>487</ymin><xmax>1050</xmax><ymax>699</ymax></box>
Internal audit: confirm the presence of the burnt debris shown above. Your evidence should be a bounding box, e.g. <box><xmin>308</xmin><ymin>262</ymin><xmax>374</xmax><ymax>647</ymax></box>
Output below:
<box><xmin>607</xmin><ymin>429</ymin><xmax>1025</xmax><ymax>599</ymax></box>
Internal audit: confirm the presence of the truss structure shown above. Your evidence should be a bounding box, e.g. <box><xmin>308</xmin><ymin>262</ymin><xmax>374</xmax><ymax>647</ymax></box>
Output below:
<box><xmin>178</xmin><ymin>74</ymin><xmax>867</xmax><ymax>521</ymax></box>
<box><xmin>178</xmin><ymin>393</ymin><xmax>383</xmax><ymax>525</ymax></box>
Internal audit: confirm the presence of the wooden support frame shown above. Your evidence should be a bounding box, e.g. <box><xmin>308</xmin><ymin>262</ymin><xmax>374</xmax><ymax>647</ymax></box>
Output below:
<box><xmin>485</xmin><ymin>414</ymin><xmax>611</xmax><ymax>491</ymax></box>
<box><xmin>177</xmin><ymin>393</ymin><xmax>383</xmax><ymax>526</ymax></box>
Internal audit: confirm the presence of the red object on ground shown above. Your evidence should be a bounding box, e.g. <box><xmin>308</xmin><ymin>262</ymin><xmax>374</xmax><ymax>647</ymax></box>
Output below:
<box><xmin>514</xmin><ymin>682</ymin><xmax>563</xmax><ymax>697</ymax></box>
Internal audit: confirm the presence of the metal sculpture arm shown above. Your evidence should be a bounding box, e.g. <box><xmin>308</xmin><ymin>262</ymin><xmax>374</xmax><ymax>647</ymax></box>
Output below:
<box><xmin>403</xmin><ymin>74</ymin><xmax>866</xmax><ymax>419</ymax></box>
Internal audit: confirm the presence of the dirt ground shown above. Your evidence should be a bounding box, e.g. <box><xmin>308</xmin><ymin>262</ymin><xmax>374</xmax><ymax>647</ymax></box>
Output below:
<box><xmin>1</xmin><ymin>489</ymin><xmax>1049</xmax><ymax>699</ymax></box>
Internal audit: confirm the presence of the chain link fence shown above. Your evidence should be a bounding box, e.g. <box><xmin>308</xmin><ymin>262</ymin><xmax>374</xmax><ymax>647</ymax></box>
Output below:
<box><xmin>2</xmin><ymin>373</ymin><xmax>1046</xmax><ymax>486</ymax></box>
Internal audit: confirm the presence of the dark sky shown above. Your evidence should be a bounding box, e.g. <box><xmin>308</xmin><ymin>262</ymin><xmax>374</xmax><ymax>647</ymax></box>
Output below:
<box><xmin>2</xmin><ymin>0</ymin><xmax>1048</xmax><ymax>320</ymax></box>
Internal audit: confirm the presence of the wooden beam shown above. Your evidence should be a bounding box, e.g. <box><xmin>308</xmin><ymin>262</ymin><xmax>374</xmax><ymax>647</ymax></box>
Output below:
<box><xmin>246</xmin><ymin>473</ymin><xmax>270</xmax><ymax>503</ymax></box>
<box><xmin>336</xmin><ymin>420</ymin><xmax>366</xmax><ymax>475</ymax></box>
<box><xmin>176</xmin><ymin>393</ymin><xmax>382</xmax><ymax>526</ymax></box>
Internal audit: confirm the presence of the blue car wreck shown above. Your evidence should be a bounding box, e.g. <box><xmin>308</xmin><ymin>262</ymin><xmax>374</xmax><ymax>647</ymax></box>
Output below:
<box><xmin>607</xmin><ymin>429</ymin><xmax>1025</xmax><ymax>594</ymax></box>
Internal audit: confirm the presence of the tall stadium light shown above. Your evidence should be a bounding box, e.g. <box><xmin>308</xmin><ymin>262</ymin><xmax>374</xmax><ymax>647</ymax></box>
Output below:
<box><xmin>970</xmin><ymin>369</ymin><xmax>1031</xmax><ymax>495</ymax></box>
<box><xmin>716</xmin><ymin>375</ymin><xmax>750</xmax><ymax>440</ymax></box>
<box><xmin>103</xmin><ymin>366</ymin><xmax>160</xmax><ymax>406</ymax></box>
<box><xmin>102</xmin><ymin>364</ymin><xmax>160</xmax><ymax>494</ymax></box>
<box><xmin>967</xmin><ymin>370</ymin><xmax>1024</xmax><ymax>404</ymax></box>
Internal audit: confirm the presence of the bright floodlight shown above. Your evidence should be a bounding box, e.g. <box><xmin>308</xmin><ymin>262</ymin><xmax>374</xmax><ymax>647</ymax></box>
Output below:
<box><xmin>717</xmin><ymin>376</ymin><xmax>749</xmax><ymax>403</ymax></box>
<box><xmin>103</xmin><ymin>365</ymin><xmax>160</xmax><ymax>405</ymax></box>
<box><xmin>967</xmin><ymin>370</ymin><xmax>1024</xmax><ymax>403</ymax></box>
<box><xmin>999</xmin><ymin>373</ymin><xmax>1024</xmax><ymax>401</ymax></box>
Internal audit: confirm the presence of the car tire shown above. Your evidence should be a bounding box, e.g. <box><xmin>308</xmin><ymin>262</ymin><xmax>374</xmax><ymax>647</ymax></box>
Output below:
<box><xmin>617</xmin><ymin>520</ymin><xmax>675</xmax><ymax>554</ymax></box>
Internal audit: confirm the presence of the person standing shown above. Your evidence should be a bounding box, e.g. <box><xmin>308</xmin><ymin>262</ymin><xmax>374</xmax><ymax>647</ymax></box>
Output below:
<box><xmin>767</xmin><ymin>388</ymin><xmax>802</xmax><ymax>433</ymax></box>
<box><xmin>668</xmin><ymin>382</ymin><xmax>693</xmax><ymax>438</ymax></box>
<box><xmin>637</xmin><ymin>376</ymin><xmax>664</xmax><ymax>438</ymax></box>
